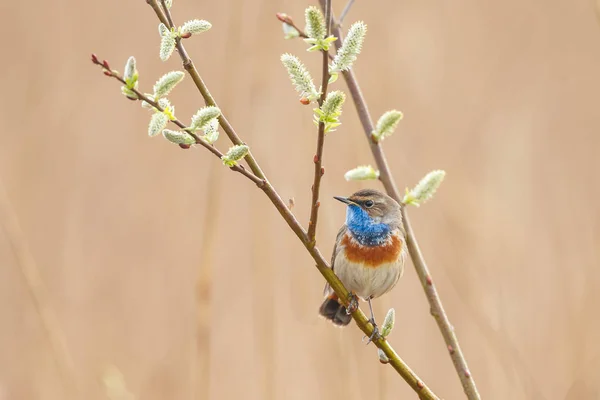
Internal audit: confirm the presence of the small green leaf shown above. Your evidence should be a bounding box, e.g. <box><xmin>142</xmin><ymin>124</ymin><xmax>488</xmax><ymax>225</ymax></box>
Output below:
<box><xmin>304</xmin><ymin>35</ymin><xmax>337</xmax><ymax>52</ymax></box>
<box><xmin>157</xmin><ymin>97</ymin><xmax>176</xmax><ymax>120</ymax></box>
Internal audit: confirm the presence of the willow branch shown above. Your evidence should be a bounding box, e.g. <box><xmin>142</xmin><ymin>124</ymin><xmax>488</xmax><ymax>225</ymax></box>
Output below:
<box><xmin>91</xmin><ymin>58</ymin><xmax>262</xmax><ymax>185</ymax></box>
<box><xmin>0</xmin><ymin>182</ymin><xmax>79</xmax><ymax>400</ymax></box>
<box><xmin>307</xmin><ymin>0</ymin><xmax>333</xmax><ymax>244</ymax></box>
<box><xmin>339</xmin><ymin>0</ymin><xmax>355</xmax><ymax>24</ymax></box>
<box><xmin>149</xmin><ymin>0</ymin><xmax>266</xmax><ymax>180</ymax></box>
<box><xmin>326</xmin><ymin>10</ymin><xmax>481</xmax><ymax>400</ymax></box>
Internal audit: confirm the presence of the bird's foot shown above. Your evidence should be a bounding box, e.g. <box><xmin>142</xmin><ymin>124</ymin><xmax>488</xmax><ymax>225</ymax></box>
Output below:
<box><xmin>362</xmin><ymin>318</ymin><xmax>381</xmax><ymax>345</ymax></box>
<box><xmin>346</xmin><ymin>293</ymin><xmax>359</xmax><ymax>315</ymax></box>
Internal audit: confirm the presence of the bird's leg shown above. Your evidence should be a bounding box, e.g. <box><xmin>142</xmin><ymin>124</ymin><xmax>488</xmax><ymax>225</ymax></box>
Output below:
<box><xmin>346</xmin><ymin>292</ymin><xmax>359</xmax><ymax>314</ymax></box>
<box><xmin>364</xmin><ymin>297</ymin><xmax>381</xmax><ymax>344</ymax></box>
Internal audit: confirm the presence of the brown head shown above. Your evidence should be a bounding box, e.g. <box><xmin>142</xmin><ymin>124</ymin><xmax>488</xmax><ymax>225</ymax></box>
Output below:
<box><xmin>334</xmin><ymin>189</ymin><xmax>403</xmax><ymax>230</ymax></box>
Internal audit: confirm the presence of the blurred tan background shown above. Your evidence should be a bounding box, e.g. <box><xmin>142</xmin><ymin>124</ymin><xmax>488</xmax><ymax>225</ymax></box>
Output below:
<box><xmin>1</xmin><ymin>0</ymin><xmax>600</xmax><ymax>399</ymax></box>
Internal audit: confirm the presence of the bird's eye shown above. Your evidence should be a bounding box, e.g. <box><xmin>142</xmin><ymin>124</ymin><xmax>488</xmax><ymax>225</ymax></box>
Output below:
<box><xmin>364</xmin><ymin>200</ymin><xmax>374</xmax><ymax>208</ymax></box>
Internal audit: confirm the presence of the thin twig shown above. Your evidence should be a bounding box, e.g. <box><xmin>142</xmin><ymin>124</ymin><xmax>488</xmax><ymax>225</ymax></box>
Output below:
<box><xmin>307</xmin><ymin>0</ymin><xmax>333</xmax><ymax>244</ymax></box>
<box><xmin>151</xmin><ymin>0</ymin><xmax>267</xmax><ymax>180</ymax></box>
<box><xmin>91</xmin><ymin>58</ymin><xmax>263</xmax><ymax>185</ymax></box>
<box><xmin>285</xmin><ymin>18</ymin><xmax>309</xmax><ymax>39</ymax></box>
<box><xmin>0</xmin><ymin>181</ymin><xmax>79</xmax><ymax>400</ymax></box>
<box><xmin>339</xmin><ymin>0</ymin><xmax>356</xmax><ymax>24</ymax></box>
<box><xmin>327</xmin><ymin>12</ymin><xmax>482</xmax><ymax>400</ymax></box>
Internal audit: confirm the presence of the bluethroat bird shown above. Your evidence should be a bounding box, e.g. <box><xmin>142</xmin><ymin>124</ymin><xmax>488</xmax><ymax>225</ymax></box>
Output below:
<box><xmin>318</xmin><ymin>189</ymin><xmax>407</xmax><ymax>341</ymax></box>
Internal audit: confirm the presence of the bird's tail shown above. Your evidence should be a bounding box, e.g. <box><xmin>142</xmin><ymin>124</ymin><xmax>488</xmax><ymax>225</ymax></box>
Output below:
<box><xmin>318</xmin><ymin>294</ymin><xmax>352</xmax><ymax>326</ymax></box>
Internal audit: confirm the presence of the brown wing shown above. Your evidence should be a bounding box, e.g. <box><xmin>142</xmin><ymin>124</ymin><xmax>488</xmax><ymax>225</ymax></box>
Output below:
<box><xmin>322</xmin><ymin>225</ymin><xmax>348</xmax><ymax>296</ymax></box>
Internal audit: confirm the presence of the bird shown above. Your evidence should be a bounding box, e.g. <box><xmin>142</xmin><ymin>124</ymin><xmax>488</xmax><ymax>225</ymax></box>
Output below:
<box><xmin>318</xmin><ymin>188</ymin><xmax>407</xmax><ymax>341</ymax></box>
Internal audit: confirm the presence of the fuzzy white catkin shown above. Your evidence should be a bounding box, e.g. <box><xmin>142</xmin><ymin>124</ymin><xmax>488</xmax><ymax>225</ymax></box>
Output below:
<box><xmin>330</xmin><ymin>21</ymin><xmax>367</xmax><ymax>73</ymax></box>
<box><xmin>123</xmin><ymin>56</ymin><xmax>137</xmax><ymax>84</ymax></box>
<box><xmin>148</xmin><ymin>112</ymin><xmax>168</xmax><ymax>137</ymax></box>
<box><xmin>159</xmin><ymin>33</ymin><xmax>176</xmax><ymax>61</ymax></box>
<box><xmin>191</xmin><ymin>106</ymin><xmax>221</xmax><ymax>130</ymax></box>
<box><xmin>372</xmin><ymin>110</ymin><xmax>403</xmax><ymax>142</ymax></box>
<box><xmin>305</xmin><ymin>6</ymin><xmax>326</xmax><ymax>40</ymax></box>
<box><xmin>344</xmin><ymin>165</ymin><xmax>379</xmax><ymax>181</ymax></box>
<box><xmin>280</xmin><ymin>54</ymin><xmax>319</xmax><ymax>101</ymax></box>
<box><xmin>202</xmin><ymin>119</ymin><xmax>220</xmax><ymax>144</ymax></box>
<box><xmin>380</xmin><ymin>308</ymin><xmax>395</xmax><ymax>337</ymax></box>
<box><xmin>153</xmin><ymin>71</ymin><xmax>185</xmax><ymax>98</ymax></box>
<box><xmin>163</xmin><ymin>129</ymin><xmax>195</xmax><ymax>145</ymax></box>
<box><xmin>403</xmin><ymin>170</ymin><xmax>446</xmax><ymax>206</ymax></box>
<box><xmin>180</xmin><ymin>19</ymin><xmax>212</xmax><ymax>35</ymax></box>
<box><xmin>320</xmin><ymin>91</ymin><xmax>345</xmax><ymax>118</ymax></box>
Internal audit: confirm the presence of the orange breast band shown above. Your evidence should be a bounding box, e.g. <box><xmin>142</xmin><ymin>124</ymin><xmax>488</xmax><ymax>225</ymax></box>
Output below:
<box><xmin>341</xmin><ymin>233</ymin><xmax>402</xmax><ymax>268</ymax></box>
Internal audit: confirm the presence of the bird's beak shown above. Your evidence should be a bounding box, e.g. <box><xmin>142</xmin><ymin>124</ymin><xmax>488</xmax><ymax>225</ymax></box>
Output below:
<box><xmin>334</xmin><ymin>196</ymin><xmax>357</xmax><ymax>206</ymax></box>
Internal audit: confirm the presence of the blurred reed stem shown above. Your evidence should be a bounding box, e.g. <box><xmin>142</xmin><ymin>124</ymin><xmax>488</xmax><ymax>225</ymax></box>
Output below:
<box><xmin>0</xmin><ymin>181</ymin><xmax>79</xmax><ymax>400</ymax></box>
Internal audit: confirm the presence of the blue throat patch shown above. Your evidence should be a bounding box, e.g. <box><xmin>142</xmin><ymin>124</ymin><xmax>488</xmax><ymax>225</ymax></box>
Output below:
<box><xmin>345</xmin><ymin>205</ymin><xmax>391</xmax><ymax>247</ymax></box>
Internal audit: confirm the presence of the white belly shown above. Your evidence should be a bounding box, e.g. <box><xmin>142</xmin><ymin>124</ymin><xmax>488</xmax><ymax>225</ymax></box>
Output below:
<box><xmin>334</xmin><ymin>253</ymin><xmax>404</xmax><ymax>300</ymax></box>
